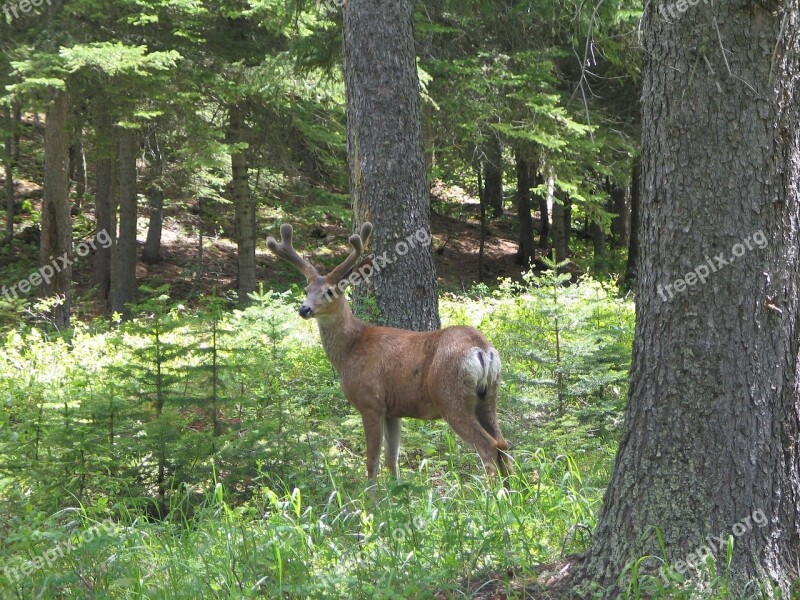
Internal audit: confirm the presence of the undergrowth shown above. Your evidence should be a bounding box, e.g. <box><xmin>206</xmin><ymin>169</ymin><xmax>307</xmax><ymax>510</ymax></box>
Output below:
<box><xmin>0</xmin><ymin>272</ymin><xmax>650</xmax><ymax>598</ymax></box>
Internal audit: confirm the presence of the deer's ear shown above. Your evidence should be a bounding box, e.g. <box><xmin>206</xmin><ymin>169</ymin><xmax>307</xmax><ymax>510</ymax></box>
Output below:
<box><xmin>337</xmin><ymin>254</ymin><xmax>375</xmax><ymax>286</ymax></box>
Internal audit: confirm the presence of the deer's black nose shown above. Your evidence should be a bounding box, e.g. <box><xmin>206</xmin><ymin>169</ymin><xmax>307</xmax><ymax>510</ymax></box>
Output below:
<box><xmin>298</xmin><ymin>305</ymin><xmax>313</xmax><ymax>318</ymax></box>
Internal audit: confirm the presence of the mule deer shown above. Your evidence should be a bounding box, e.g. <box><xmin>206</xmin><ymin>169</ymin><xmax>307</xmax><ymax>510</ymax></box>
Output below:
<box><xmin>267</xmin><ymin>222</ymin><xmax>510</xmax><ymax>493</ymax></box>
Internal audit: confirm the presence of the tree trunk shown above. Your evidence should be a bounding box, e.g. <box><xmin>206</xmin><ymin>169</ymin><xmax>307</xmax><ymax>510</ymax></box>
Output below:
<box><xmin>550</xmin><ymin>192</ymin><xmax>569</xmax><ymax>263</ymax></box>
<box><xmin>343</xmin><ymin>0</ymin><xmax>440</xmax><ymax>331</ymax></box>
<box><xmin>110</xmin><ymin>128</ymin><xmax>138</xmax><ymax>315</ymax></box>
<box><xmin>229</xmin><ymin>104</ymin><xmax>256</xmax><ymax>304</ymax></box>
<box><xmin>515</xmin><ymin>153</ymin><xmax>534</xmax><ymax>266</ymax></box>
<box><xmin>573</xmin><ymin>2</ymin><xmax>800</xmax><ymax>595</ymax></box>
<box><xmin>588</xmin><ymin>212</ymin><xmax>605</xmax><ymax>267</ymax></box>
<box><xmin>476</xmin><ymin>165</ymin><xmax>486</xmax><ymax>282</ymax></box>
<box><xmin>609</xmin><ymin>179</ymin><xmax>629</xmax><ymax>248</ymax></box>
<box><xmin>12</xmin><ymin>103</ymin><xmax>20</xmax><ymax>165</ymax></box>
<box><xmin>3</xmin><ymin>103</ymin><xmax>14</xmax><ymax>246</ymax></box>
<box><xmin>483</xmin><ymin>134</ymin><xmax>503</xmax><ymax>217</ymax></box>
<box><xmin>537</xmin><ymin>194</ymin><xmax>549</xmax><ymax>249</ymax></box>
<box><xmin>40</xmin><ymin>90</ymin><xmax>72</xmax><ymax>329</ymax></box>
<box><xmin>68</xmin><ymin>119</ymin><xmax>86</xmax><ymax>215</ymax></box>
<box><xmin>563</xmin><ymin>194</ymin><xmax>571</xmax><ymax>257</ymax></box>
<box><xmin>142</xmin><ymin>133</ymin><xmax>164</xmax><ymax>265</ymax></box>
<box><xmin>92</xmin><ymin>102</ymin><xmax>114</xmax><ymax>299</ymax></box>
<box><xmin>623</xmin><ymin>161</ymin><xmax>641</xmax><ymax>289</ymax></box>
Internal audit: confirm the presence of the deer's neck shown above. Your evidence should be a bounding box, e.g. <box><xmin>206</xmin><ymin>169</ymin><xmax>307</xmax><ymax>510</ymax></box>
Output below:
<box><xmin>316</xmin><ymin>300</ymin><xmax>367</xmax><ymax>374</ymax></box>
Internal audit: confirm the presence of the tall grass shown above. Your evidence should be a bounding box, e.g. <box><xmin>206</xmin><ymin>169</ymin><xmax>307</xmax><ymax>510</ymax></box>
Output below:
<box><xmin>1</xmin><ymin>274</ymin><xmax>643</xmax><ymax>598</ymax></box>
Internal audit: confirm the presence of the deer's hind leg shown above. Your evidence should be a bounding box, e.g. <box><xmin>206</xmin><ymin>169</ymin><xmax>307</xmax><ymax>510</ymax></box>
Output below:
<box><xmin>440</xmin><ymin>406</ymin><xmax>504</xmax><ymax>477</ymax></box>
<box><xmin>383</xmin><ymin>417</ymin><xmax>401</xmax><ymax>478</ymax></box>
<box><xmin>475</xmin><ymin>384</ymin><xmax>511</xmax><ymax>478</ymax></box>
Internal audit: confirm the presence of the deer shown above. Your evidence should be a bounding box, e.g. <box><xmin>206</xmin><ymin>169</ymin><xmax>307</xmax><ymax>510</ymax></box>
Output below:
<box><xmin>267</xmin><ymin>222</ymin><xmax>510</xmax><ymax>495</ymax></box>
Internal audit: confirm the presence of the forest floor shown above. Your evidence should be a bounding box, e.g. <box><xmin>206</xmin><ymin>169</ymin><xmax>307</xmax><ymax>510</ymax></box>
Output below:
<box><xmin>1</xmin><ymin>172</ymin><xmax>549</xmax><ymax>306</ymax></box>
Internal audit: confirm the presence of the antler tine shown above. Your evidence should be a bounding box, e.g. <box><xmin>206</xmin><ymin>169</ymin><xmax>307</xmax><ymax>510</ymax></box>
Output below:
<box><xmin>328</xmin><ymin>222</ymin><xmax>373</xmax><ymax>282</ymax></box>
<box><xmin>267</xmin><ymin>224</ymin><xmax>319</xmax><ymax>281</ymax></box>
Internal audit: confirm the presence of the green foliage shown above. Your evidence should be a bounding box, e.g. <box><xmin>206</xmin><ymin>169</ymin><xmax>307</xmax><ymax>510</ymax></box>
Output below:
<box><xmin>0</xmin><ymin>278</ymin><xmax>631</xmax><ymax>597</ymax></box>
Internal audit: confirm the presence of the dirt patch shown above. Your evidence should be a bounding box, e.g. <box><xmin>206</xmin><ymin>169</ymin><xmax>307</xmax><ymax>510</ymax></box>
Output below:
<box><xmin>436</xmin><ymin>557</ymin><xmax>581</xmax><ymax>599</ymax></box>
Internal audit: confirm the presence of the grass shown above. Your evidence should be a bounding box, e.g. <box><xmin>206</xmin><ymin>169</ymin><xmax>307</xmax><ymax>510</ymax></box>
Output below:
<box><xmin>1</xmin><ymin>450</ymin><xmax>600</xmax><ymax>599</ymax></box>
<box><xmin>0</xmin><ymin>274</ymin><xmax>637</xmax><ymax>598</ymax></box>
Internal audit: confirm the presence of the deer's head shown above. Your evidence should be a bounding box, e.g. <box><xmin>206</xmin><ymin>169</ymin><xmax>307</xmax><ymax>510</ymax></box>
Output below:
<box><xmin>267</xmin><ymin>222</ymin><xmax>373</xmax><ymax>320</ymax></box>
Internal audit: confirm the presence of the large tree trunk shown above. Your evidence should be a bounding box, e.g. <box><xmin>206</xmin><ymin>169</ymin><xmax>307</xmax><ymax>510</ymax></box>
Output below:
<box><xmin>515</xmin><ymin>153</ymin><xmax>534</xmax><ymax>266</ymax></box>
<box><xmin>40</xmin><ymin>90</ymin><xmax>72</xmax><ymax>329</ymax></box>
<box><xmin>229</xmin><ymin>104</ymin><xmax>256</xmax><ymax>304</ymax></box>
<box><xmin>623</xmin><ymin>161</ymin><xmax>640</xmax><ymax>289</ymax></box>
<box><xmin>573</xmin><ymin>2</ymin><xmax>800</xmax><ymax>596</ymax></box>
<box><xmin>343</xmin><ymin>0</ymin><xmax>440</xmax><ymax>331</ymax></box>
<box><xmin>110</xmin><ymin>128</ymin><xmax>138</xmax><ymax>315</ymax></box>
<box><xmin>92</xmin><ymin>102</ymin><xmax>114</xmax><ymax>299</ymax></box>
<box><xmin>142</xmin><ymin>132</ymin><xmax>164</xmax><ymax>265</ymax></box>
<box><xmin>483</xmin><ymin>134</ymin><xmax>503</xmax><ymax>217</ymax></box>
<box><xmin>3</xmin><ymin>103</ymin><xmax>14</xmax><ymax>246</ymax></box>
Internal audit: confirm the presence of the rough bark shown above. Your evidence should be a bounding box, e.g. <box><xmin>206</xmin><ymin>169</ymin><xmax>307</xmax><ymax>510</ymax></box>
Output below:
<box><xmin>574</xmin><ymin>2</ymin><xmax>800</xmax><ymax>596</ymax></box>
<box><xmin>515</xmin><ymin>153</ymin><xmax>534</xmax><ymax>266</ymax></box>
<box><xmin>40</xmin><ymin>90</ymin><xmax>72</xmax><ymax>329</ymax></box>
<box><xmin>229</xmin><ymin>104</ymin><xmax>256</xmax><ymax>304</ymax></box>
<box><xmin>623</xmin><ymin>161</ymin><xmax>640</xmax><ymax>289</ymax></box>
<box><xmin>110</xmin><ymin>128</ymin><xmax>138</xmax><ymax>315</ymax></box>
<box><xmin>142</xmin><ymin>133</ymin><xmax>164</xmax><ymax>265</ymax></box>
<box><xmin>343</xmin><ymin>0</ymin><xmax>440</xmax><ymax>331</ymax></box>
<box><xmin>483</xmin><ymin>134</ymin><xmax>503</xmax><ymax>217</ymax></box>
<box><xmin>92</xmin><ymin>102</ymin><xmax>114</xmax><ymax>298</ymax></box>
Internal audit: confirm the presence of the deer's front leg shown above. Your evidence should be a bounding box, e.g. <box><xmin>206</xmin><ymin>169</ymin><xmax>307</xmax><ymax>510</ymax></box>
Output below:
<box><xmin>361</xmin><ymin>410</ymin><xmax>383</xmax><ymax>497</ymax></box>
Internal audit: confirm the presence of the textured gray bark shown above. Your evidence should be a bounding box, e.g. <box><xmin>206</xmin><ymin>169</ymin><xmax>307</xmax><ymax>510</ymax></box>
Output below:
<box><xmin>575</xmin><ymin>2</ymin><xmax>800</xmax><ymax>596</ymax></box>
<box><xmin>92</xmin><ymin>102</ymin><xmax>114</xmax><ymax>299</ymax></box>
<box><xmin>110</xmin><ymin>128</ymin><xmax>138</xmax><ymax>315</ymax></box>
<box><xmin>40</xmin><ymin>90</ymin><xmax>72</xmax><ymax>329</ymax></box>
<box><xmin>343</xmin><ymin>0</ymin><xmax>440</xmax><ymax>331</ymax></box>
<box><xmin>229</xmin><ymin>104</ymin><xmax>256</xmax><ymax>304</ymax></box>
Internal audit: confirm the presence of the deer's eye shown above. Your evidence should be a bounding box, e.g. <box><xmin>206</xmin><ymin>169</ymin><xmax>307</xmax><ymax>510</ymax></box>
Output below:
<box><xmin>324</xmin><ymin>288</ymin><xmax>336</xmax><ymax>299</ymax></box>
